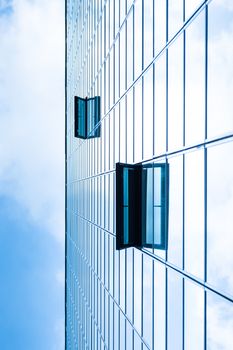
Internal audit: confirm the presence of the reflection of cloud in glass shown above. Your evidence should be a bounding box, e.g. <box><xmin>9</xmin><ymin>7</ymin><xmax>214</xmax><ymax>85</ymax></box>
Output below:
<box><xmin>207</xmin><ymin>141</ymin><xmax>233</xmax><ymax>296</ymax></box>
<box><xmin>208</xmin><ymin>1</ymin><xmax>233</xmax><ymax>138</ymax></box>
<box><xmin>207</xmin><ymin>292</ymin><xmax>233</xmax><ymax>350</ymax></box>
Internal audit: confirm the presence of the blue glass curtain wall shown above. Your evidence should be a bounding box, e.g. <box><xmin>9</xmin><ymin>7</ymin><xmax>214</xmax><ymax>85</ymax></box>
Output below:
<box><xmin>66</xmin><ymin>0</ymin><xmax>233</xmax><ymax>349</ymax></box>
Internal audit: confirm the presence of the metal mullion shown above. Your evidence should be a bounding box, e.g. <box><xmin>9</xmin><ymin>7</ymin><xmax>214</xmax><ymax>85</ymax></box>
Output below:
<box><xmin>125</xmin><ymin>249</ymin><xmax>127</xmax><ymax>350</ymax></box>
<box><xmin>204</xmin><ymin>4</ymin><xmax>208</xmax><ymax>350</ymax></box>
<box><xmin>182</xmin><ymin>0</ymin><xmax>186</xmax><ymax>344</ymax></box>
<box><xmin>141</xmin><ymin>253</ymin><xmax>143</xmax><ymax>350</ymax></box>
<box><xmin>165</xmin><ymin>0</ymin><xmax>168</xmax><ymax>347</ymax></box>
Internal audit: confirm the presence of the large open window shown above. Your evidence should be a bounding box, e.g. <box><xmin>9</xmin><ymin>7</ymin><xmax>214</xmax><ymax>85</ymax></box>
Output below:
<box><xmin>116</xmin><ymin>162</ymin><xmax>169</xmax><ymax>250</ymax></box>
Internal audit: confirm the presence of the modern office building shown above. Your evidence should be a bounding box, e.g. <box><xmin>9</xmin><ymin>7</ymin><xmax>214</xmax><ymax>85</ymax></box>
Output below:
<box><xmin>65</xmin><ymin>1</ymin><xmax>233</xmax><ymax>349</ymax></box>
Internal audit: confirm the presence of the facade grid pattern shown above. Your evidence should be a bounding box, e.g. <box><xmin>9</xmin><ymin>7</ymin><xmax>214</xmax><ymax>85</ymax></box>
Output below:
<box><xmin>65</xmin><ymin>0</ymin><xmax>233</xmax><ymax>349</ymax></box>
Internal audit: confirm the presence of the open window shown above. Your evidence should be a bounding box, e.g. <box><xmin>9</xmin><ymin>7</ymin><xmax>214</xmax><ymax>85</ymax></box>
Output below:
<box><xmin>116</xmin><ymin>162</ymin><xmax>169</xmax><ymax>250</ymax></box>
<box><xmin>74</xmin><ymin>96</ymin><xmax>100</xmax><ymax>139</ymax></box>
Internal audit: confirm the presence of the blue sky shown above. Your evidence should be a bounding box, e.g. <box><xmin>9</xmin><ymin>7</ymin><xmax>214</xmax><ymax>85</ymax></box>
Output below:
<box><xmin>0</xmin><ymin>0</ymin><xmax>64</xmax><ymax>349</ymax></box>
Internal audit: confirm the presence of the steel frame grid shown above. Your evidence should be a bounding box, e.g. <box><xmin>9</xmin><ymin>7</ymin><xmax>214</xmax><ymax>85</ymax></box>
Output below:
<box><xmin>66</xmin><ymin>0</ymin><xmax>233</xmax><ymax>349</ymax></box>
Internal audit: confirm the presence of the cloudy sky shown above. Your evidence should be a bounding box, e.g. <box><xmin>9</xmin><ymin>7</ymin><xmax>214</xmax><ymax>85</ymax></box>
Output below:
<box><xmin>0</xmin><ymin>0</ymin><xmax>64</xmax><ymax>349</ymax></box>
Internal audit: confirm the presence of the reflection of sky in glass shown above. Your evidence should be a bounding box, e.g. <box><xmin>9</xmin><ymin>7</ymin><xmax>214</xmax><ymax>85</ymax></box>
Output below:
<box><xmin>66</xmin><ymin>0</ymin><xmax>233</xmax><ymax>348</ymax></box>
<box><xmin>207</xmin><ymin>141</ymin><xmax>233</xmax><ymax>296</ymax></box>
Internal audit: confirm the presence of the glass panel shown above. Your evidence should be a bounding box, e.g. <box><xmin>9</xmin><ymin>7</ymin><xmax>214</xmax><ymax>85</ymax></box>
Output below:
<box><xmin>134</xmin><ymin>0</ymin><xmax>142</xmax><ymax>78</ymax></box>
<box><xmin>144</xmin><ymin>167</ymin><xmax>154</xmax><ymax>244</ymax></box>
<box><xmin>120</xmin><ymin>26</ymin><xmax>126</xmax><ymax>96</ymax></box>
<box><xmin>154</xmin><ymin>55</ymin><xmax>166</xmax><ymax>156</ymax></box>
<box><xmin>185</xmin><ymin>11</ymin><xmax>205</xmax><ymax>146</ymax></box>
<box><xmin>185</xmin><ymin>0</ymin><xmax>202</xmax><ymax>20</ymax></box>
<box><xmin>167</xmin><ymin>155</ymin><xmax>183</xmax><ymax>267</ymax></box>
<box><xmin>143</xmin><ymin>66</ymin><xmax>153</xmax><ymax>160</ymax></box>
<box><xmin>208</xmin><ymin>2</ymin><xmax>233</xmax><ymax>138</ymax></box>
<box><xmin>154</xmin><ymin>0</ymin><xmax>166</xmax><ymax>55</ymax></box>
<box><xmin>126</xmin><ymin>249</ymin><xmax>133</xmax><ymax>321</ymax></box>
<box><xmin>127</xmin><ymin>11</ymin><xmax>133</xmax><ymax>88</ymax></box>
<box><xmin>207</xmin><ymin>141</ymin><xmax>233</xmax><ymax>297</ymax></box>
<box><xmin>120</xmin><ymin>97</ymin><xmax>126</xmax><ymax>163</ymax></box>
<box><xmin>75</xmin><ymin>97</ymin><xmax>86</xmax><ymax>138</ymax></box>
<box><xmin>134</xmin><ymin>80</ymin><xmax>142</xmax><ymax>162</ymax></box>
<box><xmin>143</xmin><ymin>0</ymin><xmax>153</xmax><ymax>68</ymax></box>
<box><xmin>143</xmin><ymin>254</ymin><xmax>153</xmax><ymax>348</ymax></box>
<box><xmin>142</xmin><ymin>163</ymin><xmax>169</xmax><ymax>250</ymax></box>
<box><xmin>114</xmin><ymin>306</ymin><xmax>120</xmax><ymax>350</ymax></box>
<box><xmin>120</xmin><ymin>0</ymin><xmax>126</xmax><ymax>26</ymax></box>
<box><xmin>126</xmin><ymin>322</ymin><xmax>133</xmax><ymax>350</ymax></box>
<box><xmin>207</xmin><ymin>292</ymin><xmax>233</xmax><ymax>350</ymax></box>
<box><xmin>134</xmin><ymin>249</ymin><xmax>142</xmax><ymax>334</ymax></box>
<box><xmin>167</xmin><ymin>270</ymin><xmax>183</xmax><ymax>350</ymax></box>
<box><xmin>185</xmin><ymin>149</ymin><xmax>204</xmax><ymax>280</ymax></box>
<box><xmin>168</xmin><ymin>34</ymin><xmax>184</xmax><ymax>151</ymax></box>
<box><xmin>115</xmin><ymin>38</ymin><xmax>120</xmax><ymax>101</ymax></box>
<box><xmin>114</xmin><ymin>0</ymin><xmax>120</xmax><ymax>36</ymax></box>
<box><xmin>115</xmin><ymin>104</ymin><xmax>120</xmax><ymax>163</ymax></box>
<box><xmin>120</xmin><ymin>312</ymin><xmax>126</xmax><ymax>350</ymax></box>
<box><xmin>185</xmin><ymin>280</ymin><xmax>204</xmax><ymax>350</ymax></box>
<box><xmin>153</xmin><ymin>261</ymin><xmax>166</xmax><ymax>350</ymax></box>
<box><xmin>126</xmin><ymin>90</ymin><xmax>134</xmax><ymax>163</ymax></box>
<box><xmin>168</xmin><ymin>0</ymin><xmax>183</xmax><ymax>39</ymax></box>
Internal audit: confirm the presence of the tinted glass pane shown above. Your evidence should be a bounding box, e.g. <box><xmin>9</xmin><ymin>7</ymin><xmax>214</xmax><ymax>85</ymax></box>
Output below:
<box><xmin>167</xmin><ymin>155</ymin><xmax>183</xmax><ymax>267</ymax></box>
<box><xmin>185</xmin><ymin>0</ymin><xmax>202</xmax><ymax>20</ymax></box>
<box><xmin>87</xmin><ymin>98</ymin><xmax>95</xmax><ymax>136</ymax></box>
<box><xmin>153</xmin><ymin>261</ymin><xmax>166</xmax><ymax>350</ymax></box>
<box><xmin>143</xmin><ymin>0</ymin><xmax>153</xmax><ymax>68</ymax></box>
<box><xmin>208</xmin><ymin>2</ymin><xmax>233</xmax><ymax>138</ymax></box>
<box><xmin>185</xmin><ymin>280</ymin><xmax>204</xmax><ymax>350</ymax></box>
<box><xmin>185</xmin><ymin>149</ymin><xmax>204</xmax><ymax>279</ymax></box>
<box><xmin>167</xmin><ymin>270</ymin><xmax>183</xmax><ymax>350</ymax></box>
<box><xmin>123</xmin><ymin>168</ymin><xmax>129</xmax><ymax>245</ymax></box>
<box><xmin>168</xmin><ymin>0</ymin><xmax>183</xmax><ymax>39</ymax></box>
<box><xmin>134</xmin><ymin>0</ymin><xmax>142</xmax><ymax>78</ymax></box>
<box><xmin>168</xmin><ymin>35</ymin><xmax>184</xmax><ymax>150</ymax></box>
<box><xmin>154</xmin><ymin>0</ymin><xmax>166</xmax><ymax>55</ymax></box>
<box><xmin>143</xmin><ymin>66</ymin><xmax>154</xmax><ymax>159</ymax></box>
<box><xmin>207</xmin><ymin>141</ymin><xmax>233</xmax><ymax>296</ymax></box>
<box><xmin>154</xmin><ymin>55</ymin><xmax>166</xmax><ymax>156</ymax></box>
<box><xmin>185</xmin><ymin>11</ymin><xmax>205</xmax><ymax>146</ymax></box>
<box><xmin>75</xmin><ymin>97</ymin><xmax>86</xmax><ymax>138</ymax></box>
<box><xmin>143</xmin><ymin>255</ymin><xmax>153</xmax><ymax>348</ymax></box>
<box><xmin>207</xmin><ymin>292</ymin><xmax>233</xmax><ymax>350</ymax></box>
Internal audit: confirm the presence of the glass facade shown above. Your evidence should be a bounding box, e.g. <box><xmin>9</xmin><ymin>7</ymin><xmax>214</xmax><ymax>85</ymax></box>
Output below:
<box><xmin>65</xmin><ymin>1</ymin><xmax>233</xmax><ymax>349</ymax></box>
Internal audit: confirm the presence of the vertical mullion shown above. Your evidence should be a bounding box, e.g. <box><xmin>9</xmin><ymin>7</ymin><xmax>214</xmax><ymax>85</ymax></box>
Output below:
<box><xmin>132</xmin><ymin>2</ymin><xmax>135</xmax><ymax>164</ymax></box>
<box><xmin>182</xmin><ymin>0</ymin><xmax>186</xmax><ymax>349</ymax></box>
<box><xmin>141</xmin><ymin>253</ymin><xmax>143</xmax><ymax>350</ymax></box>
<box><xmin>204</xmin><ymin>4</ymin><xmax>208</xmax><ymax>350</ymax></box>
<box><xmin>141</xmin><ymin>0</ymin><xmax>144</xmax><ymax>161</ymax></box>
<box><xmin>165</xmin><ymin>0</ymin><xmax>169</xmax><ymax>347</ymax></box>
<box><xmin>132</xmin><ymin>248</ymin><xmax>135</xmax><ymax>349</ymax></box>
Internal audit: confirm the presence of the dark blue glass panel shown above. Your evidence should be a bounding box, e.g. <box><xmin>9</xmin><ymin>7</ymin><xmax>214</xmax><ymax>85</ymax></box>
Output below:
<box><xmin>74</xmin><ymin>96</ymin><xmax>86</xmax><ymax>138</ymax></box>
<box><xmin>87</xmin><ymin>96</ymin><xmax>101</xmax><ymax>138</ymax></box>
<box><xmin>116</xmin><ymin>163</ymin><xmax>141</xmax><ymax>250</ymax></box>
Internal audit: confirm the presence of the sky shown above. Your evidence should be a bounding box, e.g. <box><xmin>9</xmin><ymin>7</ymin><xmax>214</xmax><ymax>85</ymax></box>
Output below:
<box><xmin>0</xmin><ymin>0</ymin><xmax>64</xmax><ymax>349</ymax></box>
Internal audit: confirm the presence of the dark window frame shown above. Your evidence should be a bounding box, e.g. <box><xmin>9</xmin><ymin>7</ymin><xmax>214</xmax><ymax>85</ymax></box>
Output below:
<box><xmin>116</xmin><ymin>162</ymin><xmax>169</xmax><ymax>250</ymax></box>
<box><xmin>74</xmin><ymin>96</ymin><xmax>101</xmax><ymax>139</ymax></box>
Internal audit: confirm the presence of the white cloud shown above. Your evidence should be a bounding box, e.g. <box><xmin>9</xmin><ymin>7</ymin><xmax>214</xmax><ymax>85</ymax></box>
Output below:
<box><xmin>0</xmin><ymin>0</ymin><xmax>64</xmax><ymax>244</ymax></box>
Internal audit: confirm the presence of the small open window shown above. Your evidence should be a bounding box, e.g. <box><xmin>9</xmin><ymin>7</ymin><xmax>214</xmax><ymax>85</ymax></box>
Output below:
<box><xmin>74</xmin><ymin>96</ymin><xmax>100</xmax><ymax>139</ymax></box>
<box><xmin>116</xmin><ymin>162</ymin><xmax>169</xmax><ymax>250</ymax></box>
